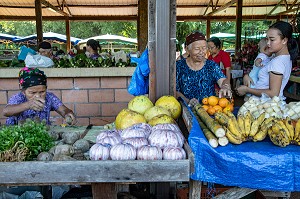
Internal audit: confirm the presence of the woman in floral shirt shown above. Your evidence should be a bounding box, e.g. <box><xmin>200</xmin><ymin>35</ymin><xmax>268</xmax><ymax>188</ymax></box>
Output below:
<box><xmin>3</xmin><ymin>67</ymin><xmax>76</xmax><ymax>125</ymax></box>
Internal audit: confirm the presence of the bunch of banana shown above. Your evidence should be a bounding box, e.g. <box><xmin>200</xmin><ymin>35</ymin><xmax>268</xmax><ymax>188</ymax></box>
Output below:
<box><xmin>215</xmin><ymin>111</ymin><xmax>244</xmax><ymax>144</ymax></box>
<box><xmin>269</xmin><ymin>118</ymin><xmax>300</xmax><ymax>147</ymax></box>
<box><xmin>215</xmin><ymin>110</ymin><xmax>274</xmax><ymax>144</ymax></box>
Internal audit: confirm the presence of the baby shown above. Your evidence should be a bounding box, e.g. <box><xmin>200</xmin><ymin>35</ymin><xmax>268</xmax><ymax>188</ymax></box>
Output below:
<box><xmin>248</xmin><ymin>38</ymin><xmax>273</xmax><ymax>88</ymax></box>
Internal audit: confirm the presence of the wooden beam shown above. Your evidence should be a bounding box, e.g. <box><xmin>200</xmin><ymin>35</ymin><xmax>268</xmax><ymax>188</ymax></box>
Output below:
<box><xmin>203</xmin><ymin>0</ymin><xmax>213</xmax><ymax>16</ymax></box>
<box><xmin>1</xmin><ymin>14</ymin><xmax>296</xmax><ymax>22</ymax></box>
<box><xmin>40</xmin><ymin>0</ymin><xmax>70</xmax><ymax>16</ymax></box>
<box><xmin>289</xmin><ymin>0</ymin><xmax>298</xmax><ymax>9</ymax></box>
<box><xmin>206</xmin><ymin>0</ymin><xmax>237</xmax><ymax>16</ymax></box>
<box><xmin>267</xmin><ymin>0</ymin><xmax>284</xmax><ymax>16</ymax></box>
<box><xmin>272</xmin><ymin>5</ymin><xmax>300</xmax><ymax>16</ymax></box>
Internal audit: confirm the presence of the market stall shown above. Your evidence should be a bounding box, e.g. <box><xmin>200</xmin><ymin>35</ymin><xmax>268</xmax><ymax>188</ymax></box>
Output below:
<box><xmin>0</xmin><ymin>123</ymin><xmax>193</xmax><ymax>198</ymax></box>
<box><xmin>179</xmin><ymin>96</ymin><xmax>300</xmax><ymax>198</ymax></box>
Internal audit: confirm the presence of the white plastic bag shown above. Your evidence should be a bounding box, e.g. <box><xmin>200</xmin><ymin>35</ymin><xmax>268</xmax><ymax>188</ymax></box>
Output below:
<box><xmin>25</xmin><ymin>54</ymin><xmax>54</xmax><ymax>68</ymax></box>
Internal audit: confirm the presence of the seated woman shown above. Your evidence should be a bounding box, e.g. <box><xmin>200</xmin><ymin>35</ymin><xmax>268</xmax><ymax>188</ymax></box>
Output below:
<box><xmin>176</xmin><ymin>31</ymin><xmax>232</xmax><ymax>107</ymax></box>
<box><xmin>86</xmin><ymin>39</ymin><xmax>102</xmax><ymax>60</ymax></box>
<box><xmin>3</xmin><ymin>67</ymin><xmax>76</xmax><ymax>125</ymax></box>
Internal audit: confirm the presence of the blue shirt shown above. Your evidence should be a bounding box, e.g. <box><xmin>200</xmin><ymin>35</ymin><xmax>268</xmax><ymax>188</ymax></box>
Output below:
<box><xmin>176</xmin><ymin>59</ymin><xmax>225</xmax><ymax>102</ymax></box>
<box><xmin>6</xmin><ymin>92</ymin><xmax>63</xmax><ymax>125</ymax></box>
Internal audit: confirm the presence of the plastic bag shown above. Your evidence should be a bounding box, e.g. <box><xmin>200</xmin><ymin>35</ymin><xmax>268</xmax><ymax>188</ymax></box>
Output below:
<box><xmin>25</xmin><ymin>54</ymin><xmax>54</xmax><ymax>68</ymax></box>
<box><xmin>128</xmin><ymin>48</ymin><xmax>150</xmax><ymax>96</ymax></box>
<box><xmin>18</xmin><ymin>46</ymin><xmax>37</xmax><ymax>61</ymax></box>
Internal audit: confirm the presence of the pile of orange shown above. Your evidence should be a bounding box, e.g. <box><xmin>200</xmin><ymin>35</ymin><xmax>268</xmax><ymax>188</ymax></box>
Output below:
<box><xmin>202</xmin><ymin>96</ymin><xmax>234</xmax><ymax>115</ymax></box>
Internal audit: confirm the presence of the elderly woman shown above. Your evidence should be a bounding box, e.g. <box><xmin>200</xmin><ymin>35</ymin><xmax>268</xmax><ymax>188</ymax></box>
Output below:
<box><xmin>176</xmin><ymin>31</ymin><xmax>232</xmax><ymax>106</ymax></box>
<box><xmin>3</xmin><ymin>67</ymin><xmax>76</xmax><ymax>125</ymax></box>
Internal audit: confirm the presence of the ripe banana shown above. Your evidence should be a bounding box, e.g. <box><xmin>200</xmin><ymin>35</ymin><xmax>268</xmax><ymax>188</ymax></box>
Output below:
<box><xmin>276</xmin><ymin>120</ymin><xmax>291</xmax><ymax>139</ymax></box>
<box><xmin>294</xmin><ymin>120</ymin><xmax>300</xmax><ymax>140</ymax></box>
<box><xmin>249</xmin><ymin>113</ymin><xmax>266</xmax><ymax>138</ymax></box>
<box><xmin>244</xmin><ymin>112</ymin><xmax>252</xmax><ymax>137</ymax></box>
<box><xmin>225</xmin><ymin>127</ymin><xmax>243</xmax><ymax>144</ymax></box>
<box><xmin>284</xmin><ymin>118</ymin><xmax>294</xmax><ymax>140</ymax></box>
<box><xmin>227</xmin><ymin>119</ymin><xmax>243</xmax><ymax>139</ymax></box>
<box><xmin>237</xmin><ymin>115</ymin><xmax>246</xmax><ymax>138</ymax></box>
<box><xmin>252</xmin><ymin>120</ymin><xmax>272</xmax><ymax>142</ymax></box>
<box><xmin>269</xmin><ymin>122</ymin><xmax>291</xmax><ymax>147</ymax></box>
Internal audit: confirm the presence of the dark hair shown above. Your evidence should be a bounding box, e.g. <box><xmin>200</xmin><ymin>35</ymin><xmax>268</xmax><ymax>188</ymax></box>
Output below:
<box><xmin>87</xmin><ymin>39</ymin><xmax>101</xmax><ymax>52</ymax></box>
<box><xmin>207</xmin><ymin>37</ymin><xmax>222</xmax><ymax>49</ymax></box>
<box><xmin>269</xmin><ymin>21</ymin><xmax>299</xmax><ymax>61</ymax></box>
<box><xmin>38</xmin><ymin>41</ymin><xmax>51</xmax><ymax>49</ymax></box>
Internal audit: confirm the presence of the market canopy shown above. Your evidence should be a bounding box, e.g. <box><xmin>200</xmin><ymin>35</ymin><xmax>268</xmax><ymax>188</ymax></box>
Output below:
<box><xmin>13</xmin><ymin>32</ymin><xmax>81</xmax><ymax>45</ymax></box>
<box><xmin>78</xmin><ymin>34</ymin><xmax>137</xmax><ymax>46</ymax></box>
<box><xmin>0</xmin><ymin>33</ymin><xmax>22</xmax><ymax>42</ymax></box>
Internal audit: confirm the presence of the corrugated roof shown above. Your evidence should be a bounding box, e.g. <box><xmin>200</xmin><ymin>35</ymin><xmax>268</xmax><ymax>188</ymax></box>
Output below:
<box><xmin>0</xmin><ymin>0</ymin><xmax>299</xmax><ymax>20</ymax></box>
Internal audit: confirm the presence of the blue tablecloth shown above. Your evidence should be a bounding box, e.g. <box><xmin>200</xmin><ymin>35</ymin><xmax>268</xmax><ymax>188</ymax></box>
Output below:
<box><xmin>186</xmin><ymin>104</ymin><xmax>300</xmax><ymax>192</ymax></box>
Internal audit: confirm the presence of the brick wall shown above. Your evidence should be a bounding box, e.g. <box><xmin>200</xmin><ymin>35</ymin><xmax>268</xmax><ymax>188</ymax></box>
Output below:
<box><xmin>0</xmin><ymin>76</ymin><xmax>134</xmax><ymax>126</ymax></box>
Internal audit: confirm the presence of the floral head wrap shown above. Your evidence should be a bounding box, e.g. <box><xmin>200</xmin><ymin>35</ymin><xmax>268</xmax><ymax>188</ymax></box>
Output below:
<box><xmin>19</xmin><ymin>67</ymin><xmax>47</xmax><ymax>89</ymax></box>
<box><xmin>185</xmin><ymin>31</ymin><xmax>206</xmax><ymax>46</ymax></box>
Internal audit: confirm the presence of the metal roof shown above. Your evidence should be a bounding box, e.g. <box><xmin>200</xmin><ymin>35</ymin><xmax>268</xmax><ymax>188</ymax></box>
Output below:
<box><xmin>0</xmin><ymin>0</ymin><xmax>299</xmax><ymax>21</ymax></box>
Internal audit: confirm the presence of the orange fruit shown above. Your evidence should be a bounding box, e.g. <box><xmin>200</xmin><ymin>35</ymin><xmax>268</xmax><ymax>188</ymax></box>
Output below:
<box><xmin>202</xmin><ymin>105</ymin><xmax>209</xmax><ymax>111</ymax></box>
<box><xmin>202</xmin><ymin>97</ymin><xmax>208</xmax><ymax>105</ymax></box>
<box><xmin>223</xmin><ymin>104</ymin><xmax>234</xmax><ymax>113</ymax></box>
<box><xmin>208</xmin><ymin>96</ymin><xmax>219</xmax><ymax>106</ymax></box>
<box><xmin>213</xmin><ymin>105</ymin><xmax>223</xmax><ymax>112</ymax></box>
<box><xmin>218</xmin><ymin>98</ymin><xmax>229</xmax><ymax>108</ymax></box>
<box><xmin>207</xmin><ymin>107</ymin><xmax>216</xmax><ymax>115</ymax></box>
<box><xmin>228</xmin><ymin>104</ymin><xmax>234</xmax><ymax>112</ymax></box>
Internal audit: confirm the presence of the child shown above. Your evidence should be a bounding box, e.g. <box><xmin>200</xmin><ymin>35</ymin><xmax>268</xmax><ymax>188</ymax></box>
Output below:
<box><xmin>248</xmin><ymin>38</ymin><xmax>273</xmax><ymax>88</ymax></box>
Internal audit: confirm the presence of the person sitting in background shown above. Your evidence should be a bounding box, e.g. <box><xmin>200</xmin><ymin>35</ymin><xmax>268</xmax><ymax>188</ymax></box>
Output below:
<box><xmin>176</xmin><ymin>31</ymin><xmax>232</xmax><ymax>107</ymax></box>
<box><xmin>38</xmin><ymin>41</ymin><xmax>53</xmax><ymax>58</ymax></box>
<box><xmin>86</xmin><ymin>39</ymin><xmax>101</xmax><ymax>60</ymax></box>
<box><xmin>176</xmin><ymin>42</ymin><xmax>189</xmax><ymax>61</ymax></box>
<box><xmin>3</xmin><ymin>67</ymin><xmax>76</xmax><ymax>125</ymax></box>
<box><xmin>24</xmin><ymin>41</ymin><xmax>55</xmax><ymax>68</ymax></box>
<box><xmin>207</xmin><ymin>37</ymin><xmax>231</xmax><ymax>83</ymax></box>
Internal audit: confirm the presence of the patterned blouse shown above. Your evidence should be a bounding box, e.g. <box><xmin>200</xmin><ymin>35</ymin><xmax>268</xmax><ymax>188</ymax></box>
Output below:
<box><xmin>6</xmin><ymin>92</ymin><xmax>63</xmax><ymax>125</ymax></box>
<box><xmin>176</xmin><ymin>59</ymin><xmax>225</xmax><ymax>102</ymax></box>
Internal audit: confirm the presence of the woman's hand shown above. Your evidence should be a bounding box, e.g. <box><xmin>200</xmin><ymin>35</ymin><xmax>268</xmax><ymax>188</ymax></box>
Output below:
<box><xmin>64</xmin><ymin>112</ymin><xmax>77</xmax><ymax>125</ymax></box>
<box><xmin>219</xmin><ymin>88</ymin><xmax>232</xmax><ymax>99</ymax></box>
<box><xmin>27</xmin><ymin>97</ymin><xmax>45</xmax><ymax>111</ymax></box>
<box><xmin>236</xmin><ymin>85</ymin><xmax>249</xmax><ymax>96</ymax></box>
<box><xmin>243</xmin><ymin>74</ymin><xmax>254</xmax><ymax>87</ymax></box>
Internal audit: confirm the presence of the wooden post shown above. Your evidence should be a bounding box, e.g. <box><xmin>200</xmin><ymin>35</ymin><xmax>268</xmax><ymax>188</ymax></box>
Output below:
<box><xmin>235</xmin><ymin>0</ymin><xmax>243</xmax><ymax>55</ymax></box>
<box><xmin>65</xmin><ymin>18</ymin><xmax>71</xmax><ymax>52</ymax></box>
<box><xmin>206</xmin><ymin>18</ymin><xmax>211</xmax><ymax>39</ymax></box>
<box><xmin>148</xmin><ymin>0</ymin><xmax>156</xmax><ymax>103</ymax></box>
<box><xmin>148</xmin><ymin>0</ymin><xmax>176</xmax><ymax>101</ymax></box>
<box><xmin>35</xmin><ymin>0</ymin><xmax>43</xmax><ymax>46</ymax></box>
<box><xmin>137</xmin><ymin>0</ymin><xmax>148</xmax><ymax>52</ymax></box>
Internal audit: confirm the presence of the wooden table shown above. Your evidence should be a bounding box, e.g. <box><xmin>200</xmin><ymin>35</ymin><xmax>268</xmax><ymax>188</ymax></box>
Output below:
<box><xmin>181</xmin><ymin>102</ymin><xmax>292</xmax><ymax>199</ymax></box>
<box><xmin>284</xmin><ymin>75</ymin><xmax>300</xmax><ymax>100</ymax></box>
<box><xmin>0</xmin><ymin>125</ymin><xmax>196</xmax><ymax>199</ymax></box>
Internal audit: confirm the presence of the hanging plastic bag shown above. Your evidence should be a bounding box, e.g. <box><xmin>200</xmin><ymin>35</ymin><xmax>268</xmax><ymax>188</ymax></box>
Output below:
<box><xmin>128</xmin><ymin>48</ymin><xmax>150</xmax><ymax>96</ymax></box>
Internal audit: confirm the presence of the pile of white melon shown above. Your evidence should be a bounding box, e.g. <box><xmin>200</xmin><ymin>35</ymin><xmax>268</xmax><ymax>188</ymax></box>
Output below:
<box><xmin>238</xmin><ymin>95</ymin><xmax>300</xmax><ymax>120</ymax></box>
